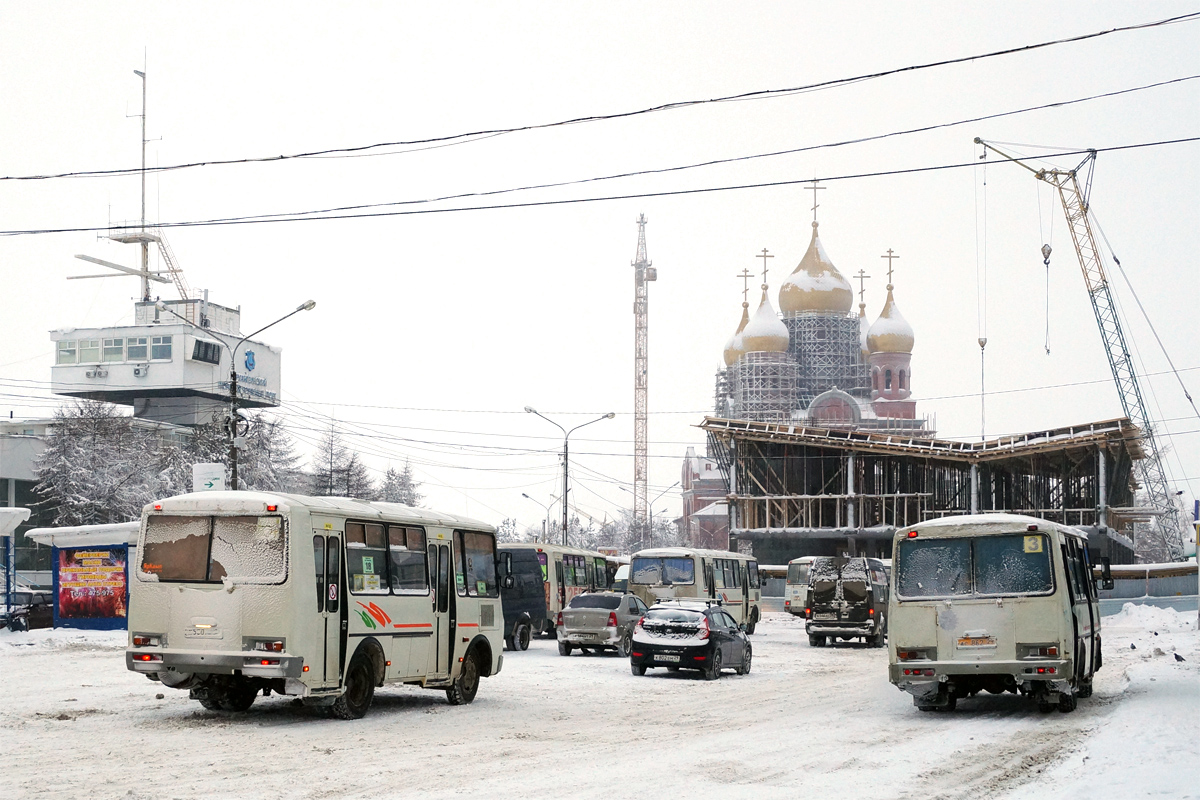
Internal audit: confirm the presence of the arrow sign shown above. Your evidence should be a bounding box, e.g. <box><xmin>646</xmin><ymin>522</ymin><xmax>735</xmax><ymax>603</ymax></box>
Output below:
<box><xmin>192</xmin><ymin>463</ymin><xmax>226</xmax><ymax>492</ymax></box>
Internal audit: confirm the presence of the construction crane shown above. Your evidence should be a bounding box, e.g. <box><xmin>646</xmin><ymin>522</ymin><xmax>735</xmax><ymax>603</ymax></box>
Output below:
<box><xmin>632</xmin><ymin>214</ymin><xmax>657</xmax><ymax>542</ymax></box>
<box><xmin>975</xmin><ymin>138</ymin><xmax>1185</xmax><ymax>559</ymax></box>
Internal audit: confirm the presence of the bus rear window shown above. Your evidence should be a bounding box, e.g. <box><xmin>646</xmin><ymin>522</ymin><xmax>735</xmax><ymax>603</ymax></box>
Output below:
<box><xmin>631</xmin><ymin>557</ymin><xmax>695</xmax><ymax>585</ymax></box>
<box><xmin>896</xmin><ymin>534</ymin><xmax>1053</xmax><ymax>599</ymax></box>
<box><xmin>141</xmin><ymin>515</ymin><xmax>286</xmax><ymax>584</ymax></box>
<box><xmin>974</xmin><ymin>534</ymin><xmax>1052</xmax><ymax>595</ymax></box>
<box><xmin>787</xmin><ymin>563</ymin><xmax>810</xmax><ymax>585</ymax></box>
<box><xmin>896</xmin><ymin>539</ymin><xmax>971</xmax><ymax>598</ymax></box>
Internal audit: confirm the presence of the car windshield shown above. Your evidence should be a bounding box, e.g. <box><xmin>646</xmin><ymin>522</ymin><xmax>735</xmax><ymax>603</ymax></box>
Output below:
<box><xmin>140</xmin><ymin>515</ymin><xmax>287</xmax><ymax>584</ymax></box>
<box><xmin>631</xmin><ymin>556</ymin><xmax>695</xmax><ymax>585</ymax></box>
<box><xmin>568</xmin><ymin>594</ymin><xmax>621</xmax><ymax>610</ymax></box>
<box><xmin>896</xmin><ymin>534</ymin><xmax>1053</xmax><ymax>599</ymax></box>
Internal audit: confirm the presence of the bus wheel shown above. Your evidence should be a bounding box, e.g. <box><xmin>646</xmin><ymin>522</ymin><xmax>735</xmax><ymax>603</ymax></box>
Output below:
<box><xmin>745</xmin><ymin>611</ymin><xmax>757</xmax><ymax>635</ymax></box>
<box><xmin>616</xmin><ymin>630</ymin><xmax>633</xmax><ymax>658</ymax></box>
<box><xmin>218</xmin><ymin>681</ymin><xmax>258</xmax><ymax>712</ymax></box>
<box><xmin>446</xmin><ymin>649</ymin><xmax>481</xmax><ymax>706</ymax></box>
<box><xmin>332</xmin><ymin>654</ymin><xmax>376</xmax><ymax>719</ymax></box>
<box><xmin>1058</xmin><ymin>691</ymin><xmax>1078</xmax><ymax>713</ymax></box>
<box><xmin>514</xmin><ymin>622</ymin><xmax>532</xmax><ymax>651</ymax></box>
<box><xmin>1076</xmin><ymin>678</ymin><xmax>1093</xmax><ymax>699</ymax></box>
<box><xmin>192</xmin><ymin>687</ymin><xmax>222</xmax><ymax>711</ymax></box>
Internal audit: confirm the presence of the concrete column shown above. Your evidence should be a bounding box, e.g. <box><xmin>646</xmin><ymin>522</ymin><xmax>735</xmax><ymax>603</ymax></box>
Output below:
<box><xmin>1097</xmin><ymin>447</ymin><xmax>1108</xmax><ymax>530</ymax></box>
<box><xmin>970</xmin><ymin>464</ymin><xmax>979</xmax><ymax>514</ymax></box>
<box><xmin>846</xmin><ymin>452</ymin><xmax>857</xmax><ymax>529</ymax></box>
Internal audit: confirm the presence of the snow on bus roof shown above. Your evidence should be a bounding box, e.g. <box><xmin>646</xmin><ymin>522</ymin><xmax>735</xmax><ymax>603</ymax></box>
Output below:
<box><xmin>908</xmin><ymin>514</ymin><xmax>1086</xmax><ymax>538</ymax></box>
<box><xmin>633</xmin><ymin>547</ymin><xmax>755</xmax><ymax>560</ymax></box>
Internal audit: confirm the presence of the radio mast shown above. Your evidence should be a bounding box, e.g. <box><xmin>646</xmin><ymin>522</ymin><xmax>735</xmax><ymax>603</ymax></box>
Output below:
<box><xmin>632</xmin><ymin>214</ymin><xmax>656</xmax><ymax>543</ymax></box>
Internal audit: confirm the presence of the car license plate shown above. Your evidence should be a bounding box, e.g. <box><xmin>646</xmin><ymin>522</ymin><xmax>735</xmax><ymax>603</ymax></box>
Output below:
<box><xmin>814</xmin><ymin>613</ymin><xmax>837</xmax><ymax>621</ymax></box>
<box><xmin>656</xmin><ymin>654</ymin><xmax>681</xmax><ymax>663</ymax></box>
<box><xmin>957</xmin><ymin>635</ymin><xmax>997</xmax><ymax>649</ymax></box>
<box><xmin>573</xmin><ymin>633</ymin><xmax>595</xmax><ymax>641</ymax></box>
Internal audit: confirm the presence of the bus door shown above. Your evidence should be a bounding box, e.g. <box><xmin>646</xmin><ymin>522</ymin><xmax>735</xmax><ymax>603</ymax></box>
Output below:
<box><xmin>427</xmin><ymin>539</ymin><xmax>453</xmax><ymax>678</ymax></box>
<box><xmin>739</xmin><ymin>561</ymin><xmax>750</xmax><ymax>621</ymax></box>
<box><xmin>555</xmin><ymin>558</ymin><xmax>565</xmax><ymax>610</ymax></box>
<box><xmin>704</xmin><ymin>559</ymin><xmax>716</xmax><ymax>599</ymax></box>
<box><xmin>312</xmin><ymin>529</ymin><xmax>345</xmax><ymax>687</ymax></box>
<box><xmin>1062</xmin><ymin>538</ymin><xmax>1097</xmax><ymax>681</ymax></box>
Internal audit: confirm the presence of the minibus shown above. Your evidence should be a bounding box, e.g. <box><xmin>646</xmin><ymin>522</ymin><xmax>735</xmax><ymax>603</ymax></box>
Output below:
<box><xmin>126</xmin><ymin>492</ymin><xmax>506</xmax><ymax>719</ymax></box>
<box><xmin>784</xmin><ymin>556</ymin><xmax>816</xmax><ymax>617</ymax></box>
<box><xmin>629</xmin><ymin>547</ymin><xmax>762</xmax><ymax>633</ymax></box>
<box><xmin>497</xmin><ymin>542</ymin><xmax>610</xmax><ymax>635</ymax></box>
<box><xmin>888</xmin><ymin>514</ymin><xmax>1101</xmax><ymax>713</ymax></box>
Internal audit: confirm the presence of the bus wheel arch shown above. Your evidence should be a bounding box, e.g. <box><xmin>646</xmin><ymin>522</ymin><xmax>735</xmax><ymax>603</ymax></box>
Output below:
<box><xmin>351</xmin><ymin>637</ymin><xmax>387</xmax><ymax>686</ymax></box>
<box><xmin>446</xmin><ymin>642</ymin><xmax>486</xmax><ymax>705</ymax></box>
<box><xmin>468</xmin><ymin>636</ymin><xmax>494</xmax><ymax>678</ymax></box>
<box><xmin>332</xmin><ymin>647</ymin><xmax>379</xmax><ymax>720</ymax></box>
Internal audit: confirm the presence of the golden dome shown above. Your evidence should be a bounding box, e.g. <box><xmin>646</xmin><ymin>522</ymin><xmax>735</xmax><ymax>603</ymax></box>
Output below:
<box><xmin>722</xmin><ymin>303</ymin><xmax>751</xmax><ymax>366</ymax></box>
<box><xmin>741</xmin><ymin>290</ymin><xmax>790</xmax><ymax>353</ymax></box>
<box><xmin>779</xmin><ymin>222</ymin><xmax>854</xmax><ymax>315</ymax></box>
<box><xmin>866</xmin><ymin>286</ymin><xmax>914</xmax><ymax>354</ymax></box>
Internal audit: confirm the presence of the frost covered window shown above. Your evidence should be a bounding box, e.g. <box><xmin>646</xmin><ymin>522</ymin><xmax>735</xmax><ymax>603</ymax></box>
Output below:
<box><xmin>712</xmin><ymin>559</ymin><xmax>726</xmax><ymax>589</ymax></box>
<box><xmin>346</xmin><ymin>522</ymin><xmax>389</xmax><ymax>594</ymax></box>
<box><xmin>140</xmin><ymin>515</ymin><xmax>286</xmax><ymax>584</ymax></box>
<box><xmin>460</xmin><ymin>530</ymin><xmax>498</xmax><ymax>598</ymax></box>
<box><xmin>973</xmin><ymin>534</ymin><xmax>1053</xmax><ymax>596</ymax></box>
<box><xmin>896</xmin><ymin>539</ymin><xmax>971</xmax><ymax>599</ymax></box>
<box><xmin>631</xmin><ymin>557</ymin><xmax>661</xmax><ymax>585</ymax></box>
<box><xmin>79</xmin><ymin>339</ymin><xmax>101</xmax><ymax>363</ymax></box>
<box><xmin>151</xmin><ymin>335</ymin><xmax>172</xmax><ymax>360</ymax></box>
<box><xmin>102</xmin><ymin>338</ymin><xmax>124</xmax><ymax>362</ymax></box>
<box><xmin>388</xmin><ymin>526</ymin><xmax>428</xmax><ymax>594</ymax></box>
<box><xmin>56</xmin><ymin>340</ymin><xmax>77</xmax><ymax>364</ymax></box>
<box><xmin>787</xmin><ymin>562</ymin><xmax>809</xmax><ymax>585</ymax></box>
<box><xmin>126</xmin><ymin>337</ymin><xmax>148</xmax><ymax>360</ymax></box>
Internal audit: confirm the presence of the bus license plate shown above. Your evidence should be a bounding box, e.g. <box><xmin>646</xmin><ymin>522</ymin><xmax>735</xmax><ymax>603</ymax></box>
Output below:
<box><xmin>656</xmin><ymin>654</ymin><xmax>680</xmax><ymax>663</ymax></box>
<box><xmin>814</xmin><ymin>613</ymin><xmax>837</xmax><ymax>621</ymax></box>
<box><xmin>957</xmin><ymin>635</ymin><xmax>997</xmax><ymax>649</ymax></box>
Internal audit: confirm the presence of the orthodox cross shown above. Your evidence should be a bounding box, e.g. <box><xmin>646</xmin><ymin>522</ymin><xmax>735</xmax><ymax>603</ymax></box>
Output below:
<box><xmin>881</xmin><ymin>248</ymin><xmax>899</xmax><ymax>284</ymax></box>
<box><xmin>854</xmin><ymin>269</ymin><xmax>871</xmax><ymax>305</ymax></box>
<box><xmin>807</xmin><ymin>178</ymin><xmax>825</xmax><ymax>223</ymax></box>
<box><xmin>736</xmin><ymin>267</ymin><xmax>754</xmax><ymax>305</ymax></box>
<box><xmin>757</xmin><ymin>248</ymin><xmax>773</xmax><ymax>288</ymax></box>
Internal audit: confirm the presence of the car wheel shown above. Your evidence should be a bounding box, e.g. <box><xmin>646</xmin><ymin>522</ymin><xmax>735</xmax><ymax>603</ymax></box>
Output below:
<box><xmin>704</xmin><ymin>648</ymin><xmax>722</xmax><ymax>681</ymax></box>
<box><xmin>515</xmin><ymin>622</ymin><xmax>531</xmax><ymax>651</ymax></box>
<box><xmin>332</xmin><ymin>654</ymin><xmax>376</xmax><ymax>719</ymax></box>
<box><xmin>616</xmin><ymin>630</ymin><xmax>633</xmax><ymax>658</ymax></box>
<box><xmin>630</xmin><ymin>662</ymin><xmax>647</xmax><ymax>676</ymax></box>
<box><xmin>557</xmin><ymin>641</ymin><xmax>573</xmax><ymax>657</ymax></box>
<box><xmin>808</xmin><ymin>634</ymin><xmax>826</xmax><ymax>647</ymax></box>
<box><xmin>736</xmin><ymin>644</ymin><xmax>752</xmax><ymax>675</ymax></box>
<box><xmin>445</xmin><ymin>648</ymin><xmax>481</xmax><ymax>706</ymax></box>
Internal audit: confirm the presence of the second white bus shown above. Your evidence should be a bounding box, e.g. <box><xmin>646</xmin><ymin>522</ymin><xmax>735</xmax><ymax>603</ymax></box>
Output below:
<box><xmin>629</xmin><ymin>547</ymin><xmax>763</xmax><ymax>633</ymax></box>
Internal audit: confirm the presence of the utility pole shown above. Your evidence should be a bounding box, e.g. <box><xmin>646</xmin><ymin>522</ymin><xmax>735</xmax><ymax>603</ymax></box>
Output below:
<box><xmin>632</xmin><ymin>214</ymin><xmax>656</xmax><ymax>544</ymax></box>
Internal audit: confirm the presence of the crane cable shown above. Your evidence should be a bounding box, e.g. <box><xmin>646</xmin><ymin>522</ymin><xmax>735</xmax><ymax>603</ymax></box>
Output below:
<box><xmin>1038</xmin><ymin>181</ymin><xmax>1054</xmax><ymax>354</ymax></box>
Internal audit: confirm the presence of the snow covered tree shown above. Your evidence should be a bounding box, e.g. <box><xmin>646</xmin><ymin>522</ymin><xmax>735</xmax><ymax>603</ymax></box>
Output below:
<box><xmin>381</xmin><ymin>459</ymin><xmax>422</xmax><ymax>506</ymax></box>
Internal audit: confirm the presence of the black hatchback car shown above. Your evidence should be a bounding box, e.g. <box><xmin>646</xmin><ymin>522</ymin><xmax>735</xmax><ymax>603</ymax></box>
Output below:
<box><xmin>630</xmin><ymin>600</ymin><xmax>751</xmax><ymax>680</ymax></box>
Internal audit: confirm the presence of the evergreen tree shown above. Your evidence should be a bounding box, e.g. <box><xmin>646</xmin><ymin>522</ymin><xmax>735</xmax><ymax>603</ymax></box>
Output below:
<box><xmin>309</xmin><ymin>424</ymin><xmax>376</xmax><ymax>499</ymax></box>
<box><xmin>381</xmin><ymin>459</ymin><xmax>422</xmax><ymax>506</ymax></box>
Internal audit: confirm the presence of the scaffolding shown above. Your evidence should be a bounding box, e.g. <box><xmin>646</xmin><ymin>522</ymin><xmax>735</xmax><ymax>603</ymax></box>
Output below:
<box><xmin>735</xmin><ymin>352</ymin><xmax>799</xmax><ymax>423</ymax></box>
<box><xmin>784</xmin><ymin>312</ymin><xmax>870</xmax><ymax>403</ymax></box>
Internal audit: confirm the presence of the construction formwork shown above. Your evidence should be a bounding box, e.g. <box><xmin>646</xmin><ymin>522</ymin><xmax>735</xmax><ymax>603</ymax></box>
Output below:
<box><xmin>784</xmin><ymin>313</ymin><xmax>871</xmax><ymax>403</ymax></box>
<box><xmin>735</xmin><ymin>351</ymin><xmax>799</xmax><ymax>423</ymax></box>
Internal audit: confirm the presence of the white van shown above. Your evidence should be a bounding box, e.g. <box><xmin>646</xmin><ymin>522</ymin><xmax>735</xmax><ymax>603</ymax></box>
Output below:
<box><xmin>784</xmin><ymin>556</ymin><xmax>816</xmax><ymax>617</ymax></box>
<box><xmin>888</xmin><ymin>514</ymin><xmax>1101</xmax><ymax>713</ymax></box>
<box><xmin>126</xmin><ymin>491</ymin><xmax>506</xmax><ymax>718</ymax></box>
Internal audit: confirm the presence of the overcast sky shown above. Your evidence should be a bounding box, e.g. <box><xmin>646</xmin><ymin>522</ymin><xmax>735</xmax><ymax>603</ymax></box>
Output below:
<box><xmin>2</xmin><ymin>3</ymin><xmax>1198</xmax><ymax>531</ymax></box>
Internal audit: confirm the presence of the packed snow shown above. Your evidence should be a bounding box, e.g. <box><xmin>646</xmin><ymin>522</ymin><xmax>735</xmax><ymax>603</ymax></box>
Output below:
<box><xmin>0</xmin><ymin>604</ymin><xmax>1195</xmax><ymax>799</ymax></box>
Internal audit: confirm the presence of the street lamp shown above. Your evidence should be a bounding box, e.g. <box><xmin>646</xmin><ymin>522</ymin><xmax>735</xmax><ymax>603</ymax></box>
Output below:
<box><xmin>525</xmin><ymin>407</ymin><xmax>615</xmax><ymax>546</ymax></box>
<box><xmin>156</xmin><ymin>299</ymin><xmax>316</xmax><ymax>490</ymax></box>
<box><xmin>521</xmin><ymin>492</ymin><xmax>558</xmax><ymax>543</ymax></box>
<box><xmin>647</xmin><ymin>481</ymin><xmax>680</xmax><ymax>549</ymax></box>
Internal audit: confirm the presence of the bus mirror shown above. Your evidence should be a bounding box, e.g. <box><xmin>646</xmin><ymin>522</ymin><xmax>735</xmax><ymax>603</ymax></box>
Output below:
<box><xmin>1100</xmin><ymin>557</ymin><xmax>1114</xmax><ymax>591</ymax></box>
<box><xmin>501</xmin><ymin>552</ymin><xmax>515</xmax><ymax>589</ymax></box>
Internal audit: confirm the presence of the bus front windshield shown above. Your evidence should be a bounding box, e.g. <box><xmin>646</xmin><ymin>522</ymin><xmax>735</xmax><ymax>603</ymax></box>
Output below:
<box><xmin>631</xmin><ymin>556</ymin><xmax>695</xmax><ymax>585</ymax></box>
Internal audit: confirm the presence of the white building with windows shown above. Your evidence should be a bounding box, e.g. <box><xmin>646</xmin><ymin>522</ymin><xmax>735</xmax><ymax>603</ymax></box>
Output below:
<box><xmin>51</xmin><ymin>298</ymin><xmax>282</xmax><ymax>427</ymax></box>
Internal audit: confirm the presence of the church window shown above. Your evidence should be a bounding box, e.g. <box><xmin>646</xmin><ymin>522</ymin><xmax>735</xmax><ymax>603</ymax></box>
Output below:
<box><xmin>899</xmin><ymin>370</ymin><xmax>906</xmax><ymax>390</ymax></box>
<box><xmin>885</xmin><ymin>369</ymin><xmax>893</xmax><ymax>391</ymax></box>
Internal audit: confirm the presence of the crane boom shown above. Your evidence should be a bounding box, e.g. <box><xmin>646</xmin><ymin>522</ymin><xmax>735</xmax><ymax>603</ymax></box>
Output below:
<box><xmin>975</xmin><ymin>138</ymin><xmax>1184</xmax><ymax>559</ymax></box>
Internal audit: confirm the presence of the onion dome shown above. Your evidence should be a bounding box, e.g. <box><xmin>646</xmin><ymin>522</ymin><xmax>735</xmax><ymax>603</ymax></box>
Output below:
<box><xmin>779</xmin><ymin>222</ymin><xmax>854</xmax><ymax>315</ymax></box>
<box><xmin>741</xmin><ymin>290</ymin><xmax>790</xmax><ymax>353</ymax></box>
<box><xmin>722</xmin><ymin>303</ymin><xmax>751</xmax><ymax>366</ymax></box>
<box><xmin>858</xmin><ymin>301</ymin><xmax>870</xmax><ymax>360</ymax></box>
<box><xmin>866</xmin><ymin>286</ymin><xmax>915</xmax><ymax>354</ymax></box>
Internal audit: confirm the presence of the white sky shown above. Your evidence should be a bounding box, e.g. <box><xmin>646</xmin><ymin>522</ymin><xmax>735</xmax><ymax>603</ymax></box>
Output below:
<box><xmin>1</xmin><ymin>3</ymin><xmax>1198</xmax><ymax>531</ymax></box>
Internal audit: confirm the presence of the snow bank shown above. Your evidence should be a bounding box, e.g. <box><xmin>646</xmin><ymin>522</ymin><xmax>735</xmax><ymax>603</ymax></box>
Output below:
<box><xmin>1104</xmin><ymin>602</ymin><xmax>1196</xmax><ymax>632</ymax></box>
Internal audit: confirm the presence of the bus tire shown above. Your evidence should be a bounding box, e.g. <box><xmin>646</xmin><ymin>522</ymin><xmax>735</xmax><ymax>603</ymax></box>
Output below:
<box><xmin>616</xmin><ymin>630</ymin><xmax>633</xmax><ymax>658</ymax></box>
<box><xmin>445</xmin><ymin>649</ymin><xmax>481</xmax><ymax>706</ymax></box>
<box><xmin>332</xmin><ymin>653</ymin><xmax>376</xmax><ymax>719</ymax></box>
<box><xmin>193</xmin><ymin>687</ymin><xmax>221</xmax><ymax>711</ymax></box>
<box><xmin>1076</xmin><ymin>677</ymin><xmax>1093</xmax><ymax>699</ymax></box>
<box><xmin>513</xmin><ymin>622</ymin><xmax>531</xmax><ymax>651</ymax></box>
<box><xmin>218</xmin><ymin>681</ymin><xmax>258</xmax><ymax>712</ymax></box>
<box><xmin>745</xmin><ymin>610</ymin><xmax>757</xmax><ymax>635</ymax></box>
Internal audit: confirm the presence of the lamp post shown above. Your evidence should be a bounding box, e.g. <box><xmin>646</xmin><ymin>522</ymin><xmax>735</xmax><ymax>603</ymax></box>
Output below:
<box><xmin>521</xmin><ymin>492</ymin><xmax>556</xmax><ymax>543</ymax></box>
<box><xmin>647</xmin><ymin>481</ymin><xmax>680</xmax><ymax>549</ymax></box>
<box><xmin>156</xmin><ymin>299</ymin><xmax>315</xmax><ymax>490</ymax></box>
<box><xmin>525</xmin><ymin>407</ymin><xmax>615</xmax><ymax>546</ymax></box>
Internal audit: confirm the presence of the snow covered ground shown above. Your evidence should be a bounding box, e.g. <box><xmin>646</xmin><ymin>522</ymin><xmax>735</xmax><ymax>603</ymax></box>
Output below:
<box><xmin>0</xmin><ymin>605</ymin><xmax>1195</xmax><ymax>800</ymax></box>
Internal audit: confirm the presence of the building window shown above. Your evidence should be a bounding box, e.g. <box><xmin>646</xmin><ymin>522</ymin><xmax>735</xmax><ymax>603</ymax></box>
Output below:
<box><xmin>102</xmin><ymin>338</ymin><xmax>124</xmax><ymax>362</ymax></box>
<box><xmin>191</xmin><ymin>339</ymin><xmax>221</xmax><ymax>365</ymax></box>
<box><xmin>127</xmin><ymin>337</ymin><xmax>148</xmax><ymax>360</ymax></box>
<box><xmin>898</xmin><ymin>370</ymin><xmax>906</xmax><ymax>390</ymax></box>
<box><xmin>79</xmin><ymin>339</ymin><xmax>101</xmax><ymax>363</ymax></box>
<box><xmin>885</xmin><ymin>369</ymin><xmax>892</xmax><ymax>391</ymax></box>
<box><xmin>151</xmin><ymin>335</ymin><xmax>172</xmax><ymax>360</ymax></box>
<box><xmin>56</xmin><ymin>341</ymin><xmax>77</xmax><ymax>364</ymax></box>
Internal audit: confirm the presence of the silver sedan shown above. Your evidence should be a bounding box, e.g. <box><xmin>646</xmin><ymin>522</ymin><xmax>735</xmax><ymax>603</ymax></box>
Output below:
<box><xmin>557</xmin><ymin>592</ymin><xmax>649</xmax><ymax>657</ymax></box>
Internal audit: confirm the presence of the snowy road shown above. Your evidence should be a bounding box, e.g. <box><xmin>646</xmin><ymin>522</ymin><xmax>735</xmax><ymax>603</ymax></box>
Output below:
<box><xmin>1</xmin><ymin>606</ymin><xmax>1195</xmax><ymax>800</ymax></box>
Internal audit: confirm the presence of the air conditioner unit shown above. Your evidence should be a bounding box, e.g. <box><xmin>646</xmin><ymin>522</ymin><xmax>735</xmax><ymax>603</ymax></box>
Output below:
<box><xmin>84</xmin><ymin>369</ymin><xmax>108</xmax><ymax>379</ymax></box>
<box><xmin>133</xmin><ymin>364</ymin><xmax>149</xmax><ymax>377</ymax></box>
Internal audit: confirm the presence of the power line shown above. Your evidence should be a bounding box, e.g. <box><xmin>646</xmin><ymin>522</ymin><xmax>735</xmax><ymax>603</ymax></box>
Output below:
<box><xmin>5</xmin><ymin>12</ymin><xmax>1194</xmax><ymax>185</ymax></box>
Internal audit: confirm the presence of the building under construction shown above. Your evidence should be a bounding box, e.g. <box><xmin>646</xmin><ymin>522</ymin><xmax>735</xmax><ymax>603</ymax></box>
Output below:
<box><xmin>701</xmin><ymin>415</ymin><xmax>1143</xmax><ymax>565</ymax></box>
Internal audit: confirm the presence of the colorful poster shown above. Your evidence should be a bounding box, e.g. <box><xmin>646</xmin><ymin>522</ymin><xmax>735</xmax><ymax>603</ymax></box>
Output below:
<box><xmin>57</xmin><ymin>548</ymin><xmax>128</xmax><ymax>619</ymax></box>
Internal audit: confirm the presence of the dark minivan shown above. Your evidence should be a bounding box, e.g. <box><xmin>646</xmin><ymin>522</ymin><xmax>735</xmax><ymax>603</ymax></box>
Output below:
<box><xmin>498</xmin><ymin>546</ymin><xmax>548</xmax><ymax>651</ymax></box>
<box><xmin>805</xmin><ymin>557</ymin><xmax>889</xmax><ymax>647</ymax></box>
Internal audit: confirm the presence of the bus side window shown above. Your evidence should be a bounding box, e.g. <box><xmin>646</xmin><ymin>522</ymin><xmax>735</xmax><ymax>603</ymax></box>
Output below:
<box><xmin>584</xmin><ymin>557</ymin><xmax>595</xmax><ymax>590</ymax></box>
<box><xmin>453</xmin><ymin>532</ymin><xmax>467</xmax><ymax>596</ymax></box>
<box><xmin>388</xmin><ymin>526</ymin><xmax>428</xmax><ymax>594</ymax></box>
<box><xmin>723</xmin><ymin>560</ymin><xmax>735</xmax><ymax>589</ymax></box>
<box><xmin>748</xmin><ymin>561</ymin><xmax>760</xmax><ymax>589</ymax></box>
<box><xmin>437</xmin><ymin>546</ymin><xmax>450</xmax><ymax>613</ymax></box>
<box><xmin>713</xmin><ymin>560</ymin><xmax>726</xmax><ymax>589</ymax></box>
<box><xmin>325</xmin><ymin>538</ymin><xmax>340</xmax><ymax>614</ymax></box>
<box><xmin>313</xmin><ymin>535</ymin><xmax>325</xmax><ymax>613</ymax></box>
<box><xmin>731</xmin><ymin>561</ymin><xmax>742</xmax><ymax>589</ymax></box>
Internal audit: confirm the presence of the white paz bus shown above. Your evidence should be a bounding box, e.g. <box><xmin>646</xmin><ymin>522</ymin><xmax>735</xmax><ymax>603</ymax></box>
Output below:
<box><xmin>629</xmin><ymin>547</ymin><xmax>763</xmax><ymax>633</ymax></box>
<box><xmin>126</xmin><ymin>492</ymin><xmax>507</xmax><ymax>719</ymax></box>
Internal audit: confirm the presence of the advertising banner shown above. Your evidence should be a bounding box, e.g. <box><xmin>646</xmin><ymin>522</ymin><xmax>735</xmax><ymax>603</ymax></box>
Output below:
<box><xmin>56</xmin><ymin>547</ymin><xmax>128</xmax><ymax>622</ymax></box>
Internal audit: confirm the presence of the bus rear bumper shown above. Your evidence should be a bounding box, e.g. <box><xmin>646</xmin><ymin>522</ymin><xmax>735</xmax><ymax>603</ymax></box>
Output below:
<box><xmin>126</xmin><ymin>648</ymin><xmax>304</xmax><ymax>679</ymax></box>
<box><xmin>890</xmin><ymin>658</ymin><xmax>1071</xmax><ymax>693</ymax></box>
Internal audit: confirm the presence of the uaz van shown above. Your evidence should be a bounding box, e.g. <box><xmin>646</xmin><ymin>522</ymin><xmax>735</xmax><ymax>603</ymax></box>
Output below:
<box><xmin>888</xmin><ymin>514</ymin><xmax>1101</xmax><ymax>713</ymax></box>
<box><xmin>805</xmin><ymin>556</ymin><xmax>889</xmax><ymax>647</ymax></box>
